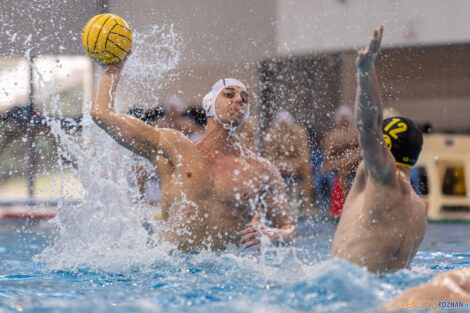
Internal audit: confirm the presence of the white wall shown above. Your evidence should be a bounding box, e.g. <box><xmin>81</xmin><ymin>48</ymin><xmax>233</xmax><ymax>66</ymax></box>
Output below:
<box><xmin>276</xmin><ymin>0</ymin><xmax>470</xmax><ymax>55</ymax></box>
<box><xmin>109</xmin><ymin>0</ymin><xmax>277</xmax><ymax>108</ymax></box>
<box><xmin>0</xmin><ymin>0</ymin><xmax>102</xmax><ymax>56</ymax></box>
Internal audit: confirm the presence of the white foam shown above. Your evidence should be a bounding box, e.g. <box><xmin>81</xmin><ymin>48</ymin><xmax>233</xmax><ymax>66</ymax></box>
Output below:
<box><xmin>33</xmin><ymin>26</ymin><xmax>181</xmax><ymax>272</ymax></box>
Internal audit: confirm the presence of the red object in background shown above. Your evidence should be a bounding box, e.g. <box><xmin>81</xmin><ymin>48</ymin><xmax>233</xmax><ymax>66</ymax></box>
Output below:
<box><xmin>2</xmin><ymin>212</ymin><xmax>56</xmax><ymax>219</ymax></box>
<box><xmin>330</xmin><ymin>177</ymin><xmax>345</xmax><ymax>219</ymax></box>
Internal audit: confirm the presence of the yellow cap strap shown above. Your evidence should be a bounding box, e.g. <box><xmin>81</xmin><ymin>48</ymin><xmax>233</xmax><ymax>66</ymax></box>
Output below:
<box><xmin>396</xmin><ymin>162</ymin><xmax>413</xmax><ymax>169</ymax></box>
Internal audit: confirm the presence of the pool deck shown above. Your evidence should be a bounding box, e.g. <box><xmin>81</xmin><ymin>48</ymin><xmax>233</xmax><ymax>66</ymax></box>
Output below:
<box><xmin>0</xmin><ymin>203</ymin><xmax>163</xmax><ymax>220</ymax></box>
<box><xmin>0</xmin><ymin>205</ymin><xmax>57</xmax><ymax>219</ymax></box>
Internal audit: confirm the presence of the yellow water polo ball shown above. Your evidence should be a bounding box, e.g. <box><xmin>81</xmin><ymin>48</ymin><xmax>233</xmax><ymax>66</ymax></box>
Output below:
<box><xmin>82</xmin><ymin>13</ymin><xmax>132</xmax><ymax>65</ymax></box>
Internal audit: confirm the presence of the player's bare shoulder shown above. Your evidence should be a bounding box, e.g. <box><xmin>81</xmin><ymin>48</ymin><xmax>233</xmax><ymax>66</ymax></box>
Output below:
<box><xmin>154</xmin><ymin>127</ymin><xmax>207</xmax><ymax>166</ymax></box>
<box><xmin>156</xmin><ymin>127</ymin><xmax>193</xmax><ymax>145</ymax></box>
<box><xmin>241</xmin><ymin>146</ymin><xmax>283</xmax><ymax>183</ymax></box>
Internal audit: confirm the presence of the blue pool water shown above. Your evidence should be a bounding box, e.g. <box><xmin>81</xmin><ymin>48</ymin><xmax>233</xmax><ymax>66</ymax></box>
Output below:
<box><xmin>1</xmin><ymin>219</ymin><xmax>470</xmax><ymax>313</ymax></box>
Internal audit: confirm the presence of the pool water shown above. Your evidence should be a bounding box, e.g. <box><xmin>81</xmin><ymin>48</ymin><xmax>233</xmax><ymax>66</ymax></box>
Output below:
<box><xmin>1</xmin><ymin>219</ymin><xmax>470</xmax><ymax>313</ymax></box>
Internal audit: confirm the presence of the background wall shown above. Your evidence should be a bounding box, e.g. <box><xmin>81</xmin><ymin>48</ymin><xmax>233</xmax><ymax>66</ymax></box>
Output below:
<box><xmin>0</xmin><ymin>0</ymin><xmax>103</xmax><ymax>56</ymax></box>
<box><xmin>339</xmin><ymin>45</ymin><xmax>470</xmax><ymax>132</ymax></box>
<box><xmin>109</xmin><ymin>0</ymin><xmax>470</xmax><ymax>132</ymax></box>
<box><xmin>109</xmin><ymin>0</ymin><xmax>277</xmax><ymax>111</ymax></box>
<box><xmin>276</xmin><ymin>0</ymin><xmax>470</xmax><ymax>54</ymax></box>
<box><xmin>2</xmin><ymin>0</ymin><xmax>469</xmax><ymax>132</ymax></box>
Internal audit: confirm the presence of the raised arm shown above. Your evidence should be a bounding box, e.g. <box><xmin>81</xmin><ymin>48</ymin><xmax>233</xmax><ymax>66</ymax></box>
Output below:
<box><xmin>355</xmin><ymin>26</ymin><xmax>396</xmax><ymax>184</ymax></box>
<box><xmin>90</xmin><ymin>61</ymin><xmax>190</xmax><ymax>166</ymax></box>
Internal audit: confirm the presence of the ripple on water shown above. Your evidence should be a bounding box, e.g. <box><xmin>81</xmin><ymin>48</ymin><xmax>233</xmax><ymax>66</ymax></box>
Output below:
<box><xmin>2</xmin><ymin>220</ymin><xmax>470</xmax><ymax>313</ymax></box>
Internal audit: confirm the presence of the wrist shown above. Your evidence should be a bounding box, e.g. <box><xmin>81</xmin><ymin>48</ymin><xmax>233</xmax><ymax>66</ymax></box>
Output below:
<box><xmin>264</xmin><ymin>226</ymin><xmax>281</xmax><ymax>243</ymax></box>
<box><xmin>104</xmin><ymin>64</ymin><xmax>123</xmax><ymax>75</ymax></box>
<box><xmin>272</xmin><ymin>230</ymin><xmax>282</xmax><ymax>243</ymax></box>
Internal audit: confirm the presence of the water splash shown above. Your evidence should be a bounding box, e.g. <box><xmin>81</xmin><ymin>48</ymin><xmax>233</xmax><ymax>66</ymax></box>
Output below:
<box><xmin>33</xmin><ymin>25</ymin><xmax>181</xmax><ymax>272</ymax></box>
<box><xmin>120</xmin><ymin>24</ymin><xmax>182</xmax><ymax>110</ymax></box>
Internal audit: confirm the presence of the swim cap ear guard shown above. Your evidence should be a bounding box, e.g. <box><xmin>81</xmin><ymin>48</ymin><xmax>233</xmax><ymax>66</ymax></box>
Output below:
<box><xmin>382</xmin><ymin>116</ymin><xmax>423</xmax><ymax>168</ymax></box>
<box><xmin>202</xmin><ymin>92</ymin><xmax>214</xmax><ymax>117</ymax></box>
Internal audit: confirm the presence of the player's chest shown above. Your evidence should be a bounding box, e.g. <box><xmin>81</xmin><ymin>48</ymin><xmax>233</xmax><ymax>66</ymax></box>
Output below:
<box><xmin>210</xmin><ymin>158</ymin><xmax>266</xmax><ymax>205</ymax></box>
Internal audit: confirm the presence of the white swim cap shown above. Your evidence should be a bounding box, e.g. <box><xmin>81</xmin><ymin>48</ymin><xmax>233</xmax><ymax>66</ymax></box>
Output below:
<box><xmin>334</xmin><ymin>105</ymin><xmax>353</xmax><ymax>125</ymax></box>
<box><xmin>202</xmin><ymin>78</ymin><xmax>247</xmax><ymax>118</ymax></box>
<box><xmin>274</xmin><ymin>110</ymin><xmax>296</xmax><ymax>125</ymax></box>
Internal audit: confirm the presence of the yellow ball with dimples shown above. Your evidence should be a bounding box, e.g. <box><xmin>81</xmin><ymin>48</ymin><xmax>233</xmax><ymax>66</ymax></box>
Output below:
<box><xmin>82</xmin><ymin>13</ymin><xmax>132</xmax><ymax>65</ymax></box>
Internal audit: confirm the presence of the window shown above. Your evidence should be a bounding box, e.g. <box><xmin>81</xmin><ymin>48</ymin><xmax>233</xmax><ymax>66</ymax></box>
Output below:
<box><xmin>0</xmin><ymin>56</ymin><xmax>92</xmax><ymax>203</ymax></box>
<box><xmin>442</xmin><ymin>166</ymin><xmax>466</xmax><ymax>196</ymax></box>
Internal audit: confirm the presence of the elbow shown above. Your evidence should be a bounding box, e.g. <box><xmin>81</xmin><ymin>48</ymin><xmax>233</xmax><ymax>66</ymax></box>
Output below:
<box><xmin>90</xmin><ymin>106</ymin><xmax>103</xmax><ymax>125</ymax></box>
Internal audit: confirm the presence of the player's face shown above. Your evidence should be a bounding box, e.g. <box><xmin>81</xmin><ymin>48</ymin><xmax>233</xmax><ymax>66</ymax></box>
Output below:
<box><xmin>215</xmin><ymin>85</ymin><xmax>249</xmax><ymax>126</ymax></box>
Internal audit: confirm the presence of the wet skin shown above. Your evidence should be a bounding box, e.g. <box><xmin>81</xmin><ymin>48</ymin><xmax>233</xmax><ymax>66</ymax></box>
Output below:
<box><xmin>321</xmin><ymin>121</ymin><xmax>361</xmax><ymax>196</ymax></box>
<box><xmin>385</xmin><ymin>267</ymin><xmax>470</xmax><ymax>311</ymax></box>
<box><xmin>331</xmin><ymin>26</ymin><xmax>427</xmax><ymax>273</ymax></box>
<box><xmin>91</xmin><ymin>61</ymin><xmax>296</xmax><ymax>251</ymax></box>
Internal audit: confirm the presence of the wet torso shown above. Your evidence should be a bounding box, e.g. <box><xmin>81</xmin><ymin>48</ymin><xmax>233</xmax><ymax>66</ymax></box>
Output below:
<box><xmin>331</xmin><ymin>162</ymin><xmax>427</xmax><ymax>273</ymax></box>
<box><xmin>155</xmin><ymin>140</ymin><xmax>275</xmax><ymax>251</ymax></box>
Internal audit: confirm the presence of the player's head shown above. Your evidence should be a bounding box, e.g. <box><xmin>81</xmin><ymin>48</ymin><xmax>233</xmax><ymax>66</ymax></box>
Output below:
<box><xmin>274</xmin><ymin>110</ymin><xmax>295</xmax><ymax>126</ymax></box>
<box><xmin>335</xmin><ymin>105</ymin><xmax>353</xmax><ymax>127</ymax></box>
<box><xmin>382</xmin><ymin>116</ymin><xmax>423</xmax><ymax>168</ymax></box>
<box><xmin>202</xmin><ymin>78</ymin><xmax>249</xmax><ymax>128</ymax></box>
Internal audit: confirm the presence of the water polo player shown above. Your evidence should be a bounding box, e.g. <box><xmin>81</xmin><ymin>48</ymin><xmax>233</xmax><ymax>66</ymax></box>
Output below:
<box><xmin>331</xmin><ymin>25</ymin><xmax>427</xmax><ymax>273</ymax></box>
<box><xmin>90</xmin><ymin>58</ymin><xmax>297</xmax><ymax>251</ymax></box>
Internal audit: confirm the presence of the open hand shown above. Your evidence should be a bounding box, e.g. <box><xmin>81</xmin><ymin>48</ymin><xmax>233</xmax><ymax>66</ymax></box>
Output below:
<box><xmin>356</xmin><ymin>25</ymin><xmax>383</xmax><ymax>73</ymax></box>
<box><xmin>237</xmin><ymin>222</ymin><xmax>279</xmax><ymax>251</ymax></box>
<box><xmin>104</xmin><ymin>48</ymin><xmax>132</xmax><ymax>74</ymax></box>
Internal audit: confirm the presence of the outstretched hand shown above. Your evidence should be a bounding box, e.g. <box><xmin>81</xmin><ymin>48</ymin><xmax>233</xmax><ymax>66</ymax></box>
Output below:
<box><xmin>237</xmin><ymin>222</ymin><xmax>279</xmax><ymax>251</ymax></box>
<box><xmin>356</xmin><ymin>25</ymin><xmax>383</xmax><ymax>73</ymax></box>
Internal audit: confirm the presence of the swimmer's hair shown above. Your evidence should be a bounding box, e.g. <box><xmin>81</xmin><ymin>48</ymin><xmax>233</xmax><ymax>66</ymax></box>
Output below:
<box><xmin>128</xmin><ymin>107</ymin><xmax>147</xmax><ymax>121</ymax></box>
<box><xmin>145</xmin><ymin>107</ymin><xmax>164</xmax><ymax>123</ymax></box>
<box><xmin>382</xmin><ymin>116</ymin><xmax>423</xmax><ymax>168</ymax></box>
<box><xmin>128</xmin><ymin>107</ymin><xmax>163</xmax><ymax>124</ymax></box>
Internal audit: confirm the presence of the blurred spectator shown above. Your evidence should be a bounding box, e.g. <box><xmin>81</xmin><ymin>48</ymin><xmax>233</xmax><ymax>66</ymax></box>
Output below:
<box><xmin>0</xmin><ymin>106</ymin><xmax>54</xmax><ymax>151</ymax></box>
<box><xmin>321</xmin><ymin>105</ymin><xmax>361</xmax><ymax>218</ymax></box>
<box><xmin>185</xmin><ymin>106</ymin><xmax>207</xmax><ymax>128</ymax></box>
<box><xmin>264</xmin><ymin>110</ymin><xmax>315</xmax><ymax>216</ymax></box>
<box><xmin>156</xmin><ymin>95</ymin><xmax>203</xmax><ymax>141</ymax></box>
<box><xmin>308</xmin><ymin>129</ymin><xmax>332</xmax><ymax>215</ymax></box>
